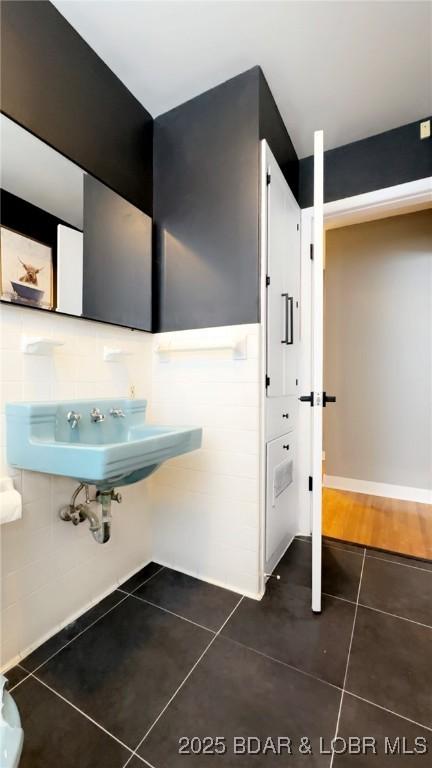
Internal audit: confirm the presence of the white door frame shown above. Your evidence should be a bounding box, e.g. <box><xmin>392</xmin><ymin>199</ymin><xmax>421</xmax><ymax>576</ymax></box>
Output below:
<box><xmin>297</xmin><ymin>176</ymin><xmax>432</xmax><ymax>537</ymax></box>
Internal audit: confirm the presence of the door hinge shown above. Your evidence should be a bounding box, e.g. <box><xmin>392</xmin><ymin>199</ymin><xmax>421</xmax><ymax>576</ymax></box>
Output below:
<box><xmin>310</xmin><ymin>243</ymin><xmax>314</xmax><ymax>260</ymax></box>
<box><xmin>266</xmin><ymin>275</ymin><xmax>270</xmax><ymax>286</ymax></box>
<box><xmin>308</xmin><ymin>476</ymin><xmax>313</xmax><ymax>492</ymax></box>
<box><xmin>266</xmin><ymin>172</ymin><xmax>271</xmax><ymax>186</ymax></box>
<box><xmin>265</xmin><ymin>375</ymin><xmax>270</xmax><ymax>388</ymax></box>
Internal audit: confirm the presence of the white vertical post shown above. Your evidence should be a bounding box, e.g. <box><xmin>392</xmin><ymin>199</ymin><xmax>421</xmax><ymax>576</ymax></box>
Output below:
<box><xmin>312</xmin><ymin>130</ymin><xmax>324</xmax><ymax>613</ymax></box>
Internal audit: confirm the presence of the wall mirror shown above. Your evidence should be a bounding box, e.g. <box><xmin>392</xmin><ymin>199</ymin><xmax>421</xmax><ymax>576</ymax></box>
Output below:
<box><xmin>0</xmin><ymin>114</ymin><xmax>152</xmax><ymax>331</ymax></box>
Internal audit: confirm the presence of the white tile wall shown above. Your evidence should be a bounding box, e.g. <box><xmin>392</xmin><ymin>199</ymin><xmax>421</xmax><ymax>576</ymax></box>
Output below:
<box><xmin>0</xmin><ymin>304</ymin><xmax>153</xmax><ymax>668</ymax></box>
<box><xmin>0</xmin><ymin>310</ymin><xmax>264</xmax><ymax>669</ymax></box>
<box><xmin>149</xmin><ymin>325</ymin><xmax>262</xmax><ymax>599</ymax></box>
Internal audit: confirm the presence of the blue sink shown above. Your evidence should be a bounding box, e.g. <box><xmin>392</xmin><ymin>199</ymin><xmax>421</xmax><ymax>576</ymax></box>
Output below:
<box><xmin>6</xmin><ymin>398</ymin><xmax>202</xmax><ymax>490</ymax></box>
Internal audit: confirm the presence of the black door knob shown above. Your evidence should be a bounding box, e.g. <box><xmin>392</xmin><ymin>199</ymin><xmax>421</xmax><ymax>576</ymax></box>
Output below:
<box><xmin>323</xmin><ymin>392</ymin><xmax>337</xmax><ymax>407</ymax></box>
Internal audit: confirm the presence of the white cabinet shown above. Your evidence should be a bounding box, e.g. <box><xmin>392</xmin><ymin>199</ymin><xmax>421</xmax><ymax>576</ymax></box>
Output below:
<box><xmin>265</xmin><ymin>145</ymin><xmax>300</xmax><ymax>398</ymax></box>
<box><xmin>266</xmin><ymin>395</ymin><xmax>297</xmax><ymax>441</ymax></box>
<box><xmin>265</xmin><ymin>433</ymin><xmax>298</xmax><ymax>570</ymax></box>
<box><xmin>261</xmin><ymin>140</ymin><xmax>301</xmax><ymax>578</ymax></box>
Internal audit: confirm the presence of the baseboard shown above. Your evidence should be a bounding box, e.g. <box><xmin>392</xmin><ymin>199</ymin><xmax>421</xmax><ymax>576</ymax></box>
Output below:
<box><xmin>323</xmin><ymin>475</ymin><xmax>432</xmax><ymax>505</ymax></box>
<box><xmin>153</xmin><ymin>558</ymin><xmax>263</xmax><ymax>601</ymax></box>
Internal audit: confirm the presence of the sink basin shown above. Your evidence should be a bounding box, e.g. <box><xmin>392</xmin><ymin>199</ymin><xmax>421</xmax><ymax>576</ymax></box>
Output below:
<box><xmin>6</xmin><ymin>398</ymin><xmax>202</xmax><ymax>490</ymax></box>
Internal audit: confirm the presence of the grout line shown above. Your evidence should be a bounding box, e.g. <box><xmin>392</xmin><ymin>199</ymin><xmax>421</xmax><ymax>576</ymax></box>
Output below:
<box><xmin>323</xmin><ymin>594</ymin><xmax>432</xmax><ymax>630</ymax></box>
<box><xmin>345</xmin><ymin>691</ymin><xmax>432</xmax><ymax>733</ymax></box>
<box><xmin>131</xmin><ymin>596</ymin><xmax>245</xmax><ymax>759</ymax></box>
<box><xmin>357</xmin><ymin>602</ymin><xmax>432</xmax><ymax>630</ymax></box>
<box><xmin>220</xmin><ymin>634</ymin><xmax>343</xmax><ymax>693</ymax></box>
<box><xmin>32</xmin><ymin>673</ymin><xmax>136</xmax><ymax>756</ymax></box>
<box><xmin>365</xmin><ymin>552</ymin><xmax>432</xmax><ymax>573</ymax></box>
<box><xmin>322</xmin><ymin>592</ymin><xmax>356</xmax><ymax>605</ymax></box>
<box><xmin>295</xmin><ymin>536</ymin><xmax>364</xmax><ymax>557</ymax></box>
<box><xmin>22</xmin><ymin>566</ymin><xmax>165</xmax><ymax>676</ymax></box>
<box><xmin>126</xmin><ymin>566</ymin><xmax>165</xmax><ymax>595</ymax></box>
<box><xmin>129</xmin><ymin>593</ymin><xmax>216</xmax><ymax>634</ymax></box>
<box><xmin>329</xmin><ymin>548</ymin><xmax>366</xmax><ymax>768</ymax></box>
<box><xmin>8</xmin><ymin>671</ymin><xmax>32</xmax><ymax>693</ymax></box>
<box><xmin>122</xmin><ymin>752</ymin><xmax>156</xmax><ymax>768</ymax></box>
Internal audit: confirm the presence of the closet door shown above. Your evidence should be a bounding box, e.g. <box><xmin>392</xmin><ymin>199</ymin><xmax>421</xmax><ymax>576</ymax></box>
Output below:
<box><xmin>264</xmin><ymin>142</ymin><xmax>300</xmax><ymax>398</ymax></box>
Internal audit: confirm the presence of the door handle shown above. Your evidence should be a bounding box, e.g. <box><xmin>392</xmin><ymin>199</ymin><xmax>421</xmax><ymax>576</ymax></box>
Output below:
<box><xmin>281</xmin><ymin>294</ymin><xmax>294</xmax><ymax>345</ymax></box>
<box><xmin>323</xmin><ymin>392</ymin><xmax>336</xmax><ymax>407</ymax></box>
<box><xmin>299</xmin><ymin>393</ymin><xmax>314</xmax><ymax>406</ymax></box>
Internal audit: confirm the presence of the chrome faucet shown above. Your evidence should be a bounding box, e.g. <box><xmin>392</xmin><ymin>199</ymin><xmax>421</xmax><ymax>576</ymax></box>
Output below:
<box><xmin>67</xmin><ymin>410</ymin><xmax>81</xmax><ymax>429</ymax></box>
<box><xmin>90</xmin><ymin>407</ymin><xmax>105</xmax><ymax>423</ymax></box>
<box><xmin>109</xmin><ymin>407</ymin><xmax>125</xmax><ymax>418</ymax></box>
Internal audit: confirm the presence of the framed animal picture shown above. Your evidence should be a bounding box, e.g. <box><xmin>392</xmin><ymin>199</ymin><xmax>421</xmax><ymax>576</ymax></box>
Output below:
<box><xmin>0</xmin><ymin>226</ymin><xmax>54</xmax><ymax>309</ymax></box>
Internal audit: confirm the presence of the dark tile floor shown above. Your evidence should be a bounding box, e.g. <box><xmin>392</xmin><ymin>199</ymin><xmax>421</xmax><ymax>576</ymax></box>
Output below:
<box><xmin>6</xmin><ymin>539</ymin><xmax>432</xmax><ymax>767</ymax></box>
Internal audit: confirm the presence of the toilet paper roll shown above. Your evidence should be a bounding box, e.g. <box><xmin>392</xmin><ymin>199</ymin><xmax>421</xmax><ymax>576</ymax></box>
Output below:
<box><xmin>0</xmin><ymin>478</ymin><xmax>22</xmax><ymax>524</ymax></box>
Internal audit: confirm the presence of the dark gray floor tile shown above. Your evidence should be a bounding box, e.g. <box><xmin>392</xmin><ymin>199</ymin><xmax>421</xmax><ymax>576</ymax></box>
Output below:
<box><xmin>323</xmin><ymin>538</ymin><xmax>365</xmax><ymax>555</ymax></box>
<box><xmin>120</xmin><ymin>562</ymin><xmax>163</xmax><ymax>593</ymax></box>
<box><xmin>334</xmin><ymin>693</ymin><xmax>431</xmax><ymax>766</ymax></box>
<box><xmin>346</xmin><ymin>607</ymin><xmax>432</xmax><ymax>728</ymax></box>
<box><xmin>5</xmin><ymin>664</ymin><xmax>28</xmax><ymax>689</ymax></box>
<box><xmin>278</xmin><ymin>539</ymin><xmax>363</xmax><ymax>602</ymax></box>
<box><xmin>134</xmin><ymin>568</ymin><xmax>240</xmax><ymax>631</ymax></box>
<box><xmin>123</xmin><ymin>759</ymin><xmax>147</xmax><ymax>767</ymax></box>
<box><xmin>13</xmin><ymin>676</ymin><xmax>129</xmax><ymax>768</ymax></box>
<box><xmin>37</xmin><ymin>596</ymin><xmax>212</xmax><ymax>748</ymax></box>
<box><xmin>360</xmin><ymin>557</ymin><xmax>432</xmax><ymax>626</ymax></box>
<box><xmin>21</xmin><ymin>590</ymin><xmax>126</xmax><ymax>672</ymax></box>
<box><xmin>366</xmin><ymin>549</ymin><xmax>432</xmax><ymax>572</ymax></box>
<box><xmin>221</xmin><ymin>579</ymin><xmax>355</xmax><ymax>687</ymax></box>
<box><xmin>140</xmin><ymin>636</ymin><xmax>340</xmax><ymax>766</ymax></box>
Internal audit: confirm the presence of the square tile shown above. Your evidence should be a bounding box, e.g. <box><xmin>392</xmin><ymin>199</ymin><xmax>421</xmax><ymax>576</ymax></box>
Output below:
<box><xmin>334</xmin><ymin>693</ymin><xmax>431</xmax><ymax>766</ymax></box>
<box><xmin>134</xmin><ymin>568</ymin><xmax>240</xmax><ymax>630</ymax></box>
<box><xmin>346</xmin><ymin>607</ymin><xmax>432</xmax><ymax>728</ymax></box>
<box><xmin>360</xmin><ymin>557</ymin><xmax>432</xmax><ymax>626</ymax></box>
<box><xmin>278</xmin><ymin>539</ymin><xmax>363</xmax><ymax>602</ymax></box>
<box><xmin>323</xmin><ymin>537</ymin><xmax>365</xmax><ymax>555</ymax></box>
<box><xmin>37</xmin><ymin>597</ymin><xmax>212</xmax><ymax>748</ymax></box>
<box><xmin>13</xmin><ymin>676</ymin><xmax>129</xmax><ymax>768</ymax></box>
<box><xmin>119</xmin><ymin>562</ymin><xmax>163</xmax><ymax>593</ymax></box>
<box><xmin>222</xmin><ymin>579</ymin><xmax>355</xmax><ymax>687</ymax></box>
<box><xmin>140</xmin><ymin>636</ymin><xmax>340</xmax><ymax>766</ymax></box>
<box><xmin>4</xmin><ymin>664</ymin><xmax>28</xmax><ymax>689</ymax></box>
<box><xmin>21</xmin><ymin>590</ymin><xmax>126</xmax><ymax>672</ymax></box>
<box><xmin>366</xmin><ymin>549</ymin><xmax>432</xmax><ymax>572</ymax></box>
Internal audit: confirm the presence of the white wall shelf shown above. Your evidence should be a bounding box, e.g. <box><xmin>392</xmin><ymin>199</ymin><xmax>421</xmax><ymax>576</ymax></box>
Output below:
<box><xmin>103</xmin><ymin>346</ymin><xmax>133</xmax><ymax>362</ymax></box>
<box><xmin>156</xmin><ymin>337</ymin><xmax>247</xmax><ymax>360</ymax></box>
<box><xmin>21</xmin><ymin>336</ymin><xmax>64</xmax><ymax>356</ymax></box>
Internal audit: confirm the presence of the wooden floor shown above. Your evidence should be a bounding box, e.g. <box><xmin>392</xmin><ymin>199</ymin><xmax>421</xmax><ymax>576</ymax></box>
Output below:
<box><xmin>322</xmin><ymin>488</ymin><xmax>432</xmax><ymax>560</ymax></box>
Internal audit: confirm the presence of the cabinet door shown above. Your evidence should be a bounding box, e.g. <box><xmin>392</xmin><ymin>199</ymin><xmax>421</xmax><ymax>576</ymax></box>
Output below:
<box><xmin>265</xmin><ymin>432</ymin><xmax>297</xmax><ymax>570</ymax></box>
<box><xmin>264</xmin><ymin>143</ymin><xmax>300</xmax><ymax>398</ymax></box>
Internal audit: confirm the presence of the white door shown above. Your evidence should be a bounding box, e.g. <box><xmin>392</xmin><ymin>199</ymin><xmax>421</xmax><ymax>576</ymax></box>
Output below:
<box><xmin>264</xmin><ymin>142</ymin><xmax>300</xmax><ymax>398</ymax></box>
<box><xmin>311</xmin><ymin>130</ymin><xmax>324</xmax><ymax>613</ymax></box>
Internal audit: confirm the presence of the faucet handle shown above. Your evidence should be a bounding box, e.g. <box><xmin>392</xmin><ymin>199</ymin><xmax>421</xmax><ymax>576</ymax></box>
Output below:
<box><xmin>90</xmin><ymin>407</ymin><xmax>105</xmax><ymax>423</ymax></box>
<box><xmin>109</xmin><ymin>407</ymin><xmax>125</xmax><ymax>418</ymax></box>
<box><xmin>67</xmin><ymin>411</ymin><xmax>81</xmax><ymax>429</ymax></box>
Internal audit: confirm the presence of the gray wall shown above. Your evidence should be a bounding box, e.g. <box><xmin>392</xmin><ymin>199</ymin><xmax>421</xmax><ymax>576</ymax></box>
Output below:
<box><xmin>324</xmin><ymin>209</ymin><xmax>432</xmax><ymax>489</ymax></box>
